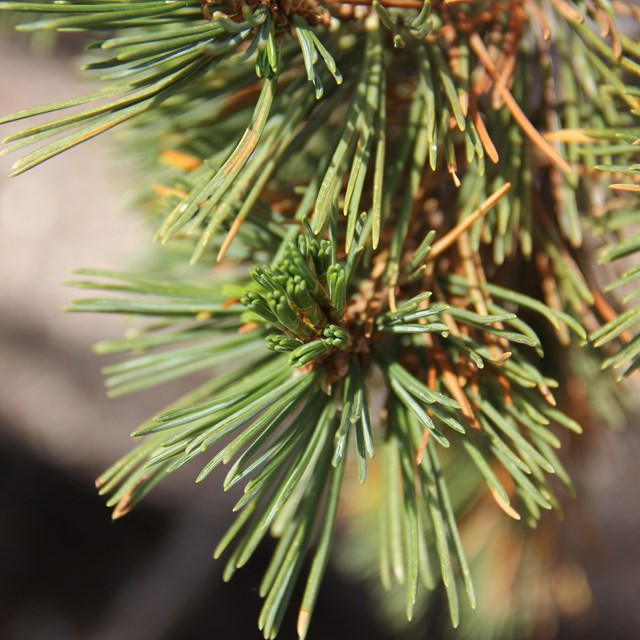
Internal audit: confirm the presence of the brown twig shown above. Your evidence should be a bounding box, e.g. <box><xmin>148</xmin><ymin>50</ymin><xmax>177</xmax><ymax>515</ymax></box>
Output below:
<box><xmin>469</xmin><ymin>32</ymin><xmax>573</xmax><ymax>175</ymax></box>
<box><xmin>427</xmin><ymin>182</ymin><xmax>512</xmax><ymax>262</ymax></box>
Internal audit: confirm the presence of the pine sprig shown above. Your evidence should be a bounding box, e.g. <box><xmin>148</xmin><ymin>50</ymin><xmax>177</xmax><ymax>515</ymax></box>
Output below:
<box><xmin>65</xmin><ymin>210</ymin><xmax>589</xmax><ymax>635</ymax></box>
<box><xmin>4</xmin><ymin>0</ymin><xmax>640</xmax><ymax>638</ymax></box>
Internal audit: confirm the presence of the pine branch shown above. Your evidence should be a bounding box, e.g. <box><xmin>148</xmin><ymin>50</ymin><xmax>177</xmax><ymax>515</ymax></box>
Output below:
<box><xmin>65</xmin><ymin>215</ymin><xmax>586</xmax><ymax>634</ymax></box>
<box><xmin>3</xmin><ymin>0</ymin><xmax>640</xmax><ymax>637</ymax></box>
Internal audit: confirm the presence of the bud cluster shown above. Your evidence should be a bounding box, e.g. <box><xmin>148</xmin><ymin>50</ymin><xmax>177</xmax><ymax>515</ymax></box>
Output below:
<box><xmin>242</xmin><ymin>226</ymin><xmax>351</xmax><ymax>367</ymax></box>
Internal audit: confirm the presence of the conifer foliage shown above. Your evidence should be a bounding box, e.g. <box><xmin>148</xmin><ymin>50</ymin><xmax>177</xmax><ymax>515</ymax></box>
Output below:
<box><xmin>2</xmin><ymin>0</ymin><xmax>639</xmax><ymax>637</ymax></box>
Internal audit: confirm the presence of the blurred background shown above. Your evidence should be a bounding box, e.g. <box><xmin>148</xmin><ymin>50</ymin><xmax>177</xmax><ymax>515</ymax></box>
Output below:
<box><xmin>1</xmin><ymin>34</ymin><xmax>639</xmax><ymax>640</ymax></box>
